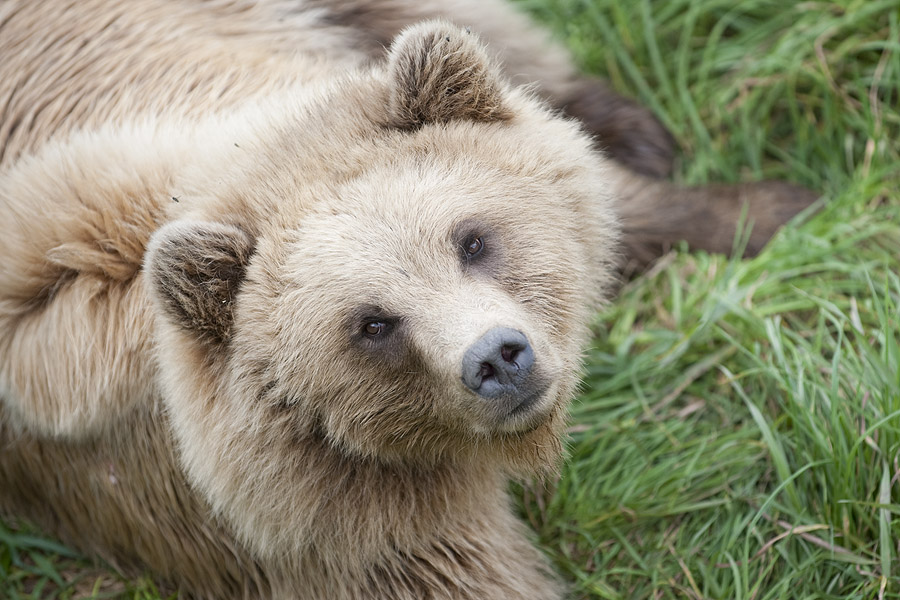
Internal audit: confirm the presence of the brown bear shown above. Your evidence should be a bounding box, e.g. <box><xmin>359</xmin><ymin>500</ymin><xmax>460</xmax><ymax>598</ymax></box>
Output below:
<box><xmin>0</xmin><ymin>1</ymin><xmax>815</xmax><ymax>598</ymax></box>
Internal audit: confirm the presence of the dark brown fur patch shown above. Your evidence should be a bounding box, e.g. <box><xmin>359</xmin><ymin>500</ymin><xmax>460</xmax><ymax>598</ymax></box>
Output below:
<box><xmin>147</xmin><ymin>222</ymin><xmax>255</xmax><ymax>344</ymax></box>
<box><xmin>560</xmin><ymin>78</ymin><xmax>676</xmax><ymax>179</ymax></box>
<box><xmin>618</xmin><ymin>178</ymin><xmax>819</xmax><ymax>272</ymax></box>
<box><xmin>386</xmin><ymin>23</ymin><xmax>513</xmax><ymax>129</ymax></box>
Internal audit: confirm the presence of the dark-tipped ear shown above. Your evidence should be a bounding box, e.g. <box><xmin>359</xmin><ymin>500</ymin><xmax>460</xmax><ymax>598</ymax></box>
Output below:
<box><xmin>145</xmin><ymin>221</ymin><xmax>255</xmax><ymax>345</ymax></box>
<box><xmin>385</xmin><ymin>21</ymin><xmax>513</xmax><ymax>129</ymax></box>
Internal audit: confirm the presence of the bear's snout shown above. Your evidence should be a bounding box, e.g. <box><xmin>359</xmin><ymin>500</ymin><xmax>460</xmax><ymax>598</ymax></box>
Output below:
<box><xmin>461</xmin><ymin>327</ymin><xmax>542</xmax><ymax>415</ymax></box>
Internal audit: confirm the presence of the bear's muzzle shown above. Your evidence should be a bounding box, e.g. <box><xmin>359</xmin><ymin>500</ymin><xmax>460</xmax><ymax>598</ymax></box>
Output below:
<box><xmin>460</xmin><ymin>327</ymin><xmax>548</xmax><ymax>420</ymax></box>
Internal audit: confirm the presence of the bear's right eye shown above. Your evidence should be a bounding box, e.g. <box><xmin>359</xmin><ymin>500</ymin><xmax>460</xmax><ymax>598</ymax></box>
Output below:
<box><xmin>351</xmin><ymin>306</ymin><xmax>399</xmax><ymax>346</ymax></box>
<box><xmin>462</xmin><ymin>235</ymin><xmax>484</xmax><ymax>259</ymax></box>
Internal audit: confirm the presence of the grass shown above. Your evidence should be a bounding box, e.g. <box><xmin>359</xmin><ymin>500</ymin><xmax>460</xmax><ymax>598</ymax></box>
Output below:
<box><xmin>0</xmin><ymin>520</ymin><xmax>166</xmax><ymax>599</ymax></box>
<box><xmin>3</xmin><ymin>0</ymin><xmax>899</xmax><ymax>598</ymax></box>
<box><xmin>512</xmin><ymin>0</ymin><xmax>900</xmax><ymax>597</ymax></box>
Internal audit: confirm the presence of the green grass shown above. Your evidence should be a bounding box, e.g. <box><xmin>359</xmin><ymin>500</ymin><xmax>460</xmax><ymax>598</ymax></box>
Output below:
<box><xmin>0</xmin><ymin>520</ymin><xmax>167</xmax><ymax>599</ymax></box>
<box><xmin>3</xmin><ymin>0</ymin><xmax>899</xmax><ymax>598</ymax></box>
<box><xmin>512</xmin><ymin>0</ymin><xmax>900</xmax><ymax>597</ymax></box>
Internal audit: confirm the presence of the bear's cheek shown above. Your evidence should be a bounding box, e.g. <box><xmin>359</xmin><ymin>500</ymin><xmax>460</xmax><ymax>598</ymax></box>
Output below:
<box><xmin>261</xmin><ymin>334</ymin><xmax>446</xmax><ymax>457</ymax></box>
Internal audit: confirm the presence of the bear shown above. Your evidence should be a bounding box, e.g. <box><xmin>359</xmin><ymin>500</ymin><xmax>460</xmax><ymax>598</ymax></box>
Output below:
<box><xmin>0</xmin><ymin>0</ymin><xmax>816</xmax><ymax>597</ymax></box>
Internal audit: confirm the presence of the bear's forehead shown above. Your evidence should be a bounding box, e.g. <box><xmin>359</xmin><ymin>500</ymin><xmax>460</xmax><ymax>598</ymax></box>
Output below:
<box><xmin>284</xmin><ymin>207</ymin><xmax>461</xmax><ymax>284</ymax></box>
<box><xmin>273</xmin><ymin>178</ymin><xmax>504</xmax><ymax>307</ymax></box>
<box><xmin>274</xmin><ymin>217</ymin><xmax>473</xmax><ymax>327</ymax></box>
<box><xmin>294</xmin><ymin>163</ymin><xmax>503</xmax><ymax>240</ymax></box>
<box><xmin>251</xmin><ymin>124</ymin><xmax>595</xmax><ymax>303</ymax></box>
<box><xmin>321</xmin><ymin>150</ymin><xmax>562</xmax><ymax>222</ymax></box>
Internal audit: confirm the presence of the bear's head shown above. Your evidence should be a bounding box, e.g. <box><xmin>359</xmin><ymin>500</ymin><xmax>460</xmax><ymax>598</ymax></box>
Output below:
<box><xmin>145</xmin><ymin>22</ymin><xmax>618</xmax><ymax>559</ymax></box>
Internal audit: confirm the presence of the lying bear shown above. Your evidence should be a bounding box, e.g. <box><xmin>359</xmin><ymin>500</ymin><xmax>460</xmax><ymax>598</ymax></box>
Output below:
<box><xmin>0</xmin><ymin>0</ymin><xmax>814</xmax><ymax>597</ymax></box>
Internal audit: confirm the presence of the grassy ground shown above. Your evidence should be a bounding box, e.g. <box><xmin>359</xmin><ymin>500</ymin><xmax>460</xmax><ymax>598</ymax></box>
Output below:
<box><xmin>3</xmin><ymin>0</ymin><xmax>899</xmax><ymax>598</ymax></box>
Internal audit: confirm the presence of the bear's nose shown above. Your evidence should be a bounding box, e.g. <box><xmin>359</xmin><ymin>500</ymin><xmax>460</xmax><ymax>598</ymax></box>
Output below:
<box><xmin>461</xmin><ymin>328</ymin><xmax>535</xmax><ymax>401</ymax></box>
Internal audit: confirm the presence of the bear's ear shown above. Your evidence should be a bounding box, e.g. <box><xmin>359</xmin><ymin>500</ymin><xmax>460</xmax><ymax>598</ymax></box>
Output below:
<box><xmin>145</xmin><ymin>221</ymin><xmax>255</xmax><ymax>345</ymax></box>
<box><xmin>385</xmin><ymin>21</ymin><xmax>513</xmax><ymax>129</ymax></box>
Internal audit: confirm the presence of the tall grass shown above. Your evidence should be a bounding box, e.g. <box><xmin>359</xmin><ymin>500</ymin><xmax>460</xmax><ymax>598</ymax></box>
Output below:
<box><xmin>3</xmin><ymin>0</ymin><xmax>899</xmax><ymax>597</ymax></box>
<box><xmin>513</xmin><ymin>0</ymin><xmax>900</xmax><ymax>597</ymax></box>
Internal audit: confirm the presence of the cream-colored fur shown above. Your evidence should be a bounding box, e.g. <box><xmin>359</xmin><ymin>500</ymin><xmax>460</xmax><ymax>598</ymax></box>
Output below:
<box><xmin>0</xmin><ymin>0</ymin><xmax>612</xmax><ymax>439</ymax></box>
<box><xmin>0</xmin><ymin>1</ymin><xmax>812</xmax><ymax>597</ymax></box>
<box><xmin>0</xmin><ymin>2</ymin><xmax>621</xmax><ymax>597</ymax></box>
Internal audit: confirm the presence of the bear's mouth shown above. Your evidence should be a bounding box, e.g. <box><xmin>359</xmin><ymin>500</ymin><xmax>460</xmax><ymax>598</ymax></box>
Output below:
<box><xmin>507</xmin><ymin>384</ymin><xmax>546</xmax><ymax>417</ymax></box>
<box><xmin>490</xmin><ymin>379</ymin><xmax>555</xmax><ymax>433</ymax></box>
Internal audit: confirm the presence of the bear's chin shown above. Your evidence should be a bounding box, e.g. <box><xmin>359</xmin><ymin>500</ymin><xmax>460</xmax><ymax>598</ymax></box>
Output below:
<box><xmin>492</xmin><ymin>411</ymin><xmax>567</xmax><ymax>477</ymax></box>
<box><xmin>486</xmin><ymin>380</ymin><xmax>557</xmax><ymax>436</ymax></box>
<box><xmin>336</xmin><ymin>389</ymin><xmax>567</xmax><ymax>474</ymax></box>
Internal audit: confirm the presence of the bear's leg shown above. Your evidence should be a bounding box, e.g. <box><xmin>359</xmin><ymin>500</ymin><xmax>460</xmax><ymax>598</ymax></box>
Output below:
<box><xmin>0</xmin><ymin>273</ymin><xmax>156</xmax><ymax>438</ymax></box>
<box><xmin>607</xmin><ymin>162</ymin><xmax>819</xmax><ymax>272</ymax></box>
<box><xmin>311</xmin><ymin>0</ymin><xmax>676</xmax><ymax>177</ymax></box>
<box><xmin>0</xmin><ymin>132</ymin><xmax>167</xmax><ymax>438</ymax></box>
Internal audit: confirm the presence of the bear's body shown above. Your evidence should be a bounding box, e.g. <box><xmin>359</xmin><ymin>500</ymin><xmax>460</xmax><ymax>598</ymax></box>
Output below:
<box><xmin>0</xmin><ymin>1</ymin><xmax>813</xmax><ymax>597</ymax></box>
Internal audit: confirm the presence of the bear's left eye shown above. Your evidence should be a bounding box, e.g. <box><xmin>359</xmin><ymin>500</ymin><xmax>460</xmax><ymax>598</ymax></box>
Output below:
<box><xmin>462</xmin><ymin>235</ymin><xmax>484</xmax><ymax>259</ymax></box>
<box><xmin>363</xmin><ymin>321</ymin><xmax>389</xmax><ymax>337</ymax></box>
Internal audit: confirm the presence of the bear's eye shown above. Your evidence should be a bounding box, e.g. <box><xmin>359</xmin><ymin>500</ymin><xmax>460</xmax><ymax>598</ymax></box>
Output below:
<box><xmin>363</xmin><ymin>321</ymin><xmax>389</xmax><ymax>337</ymax></box>
<box><xmin>463</xmin><ymin>235</ymin><xmax>484</xmax><ymax>259</ymax></box>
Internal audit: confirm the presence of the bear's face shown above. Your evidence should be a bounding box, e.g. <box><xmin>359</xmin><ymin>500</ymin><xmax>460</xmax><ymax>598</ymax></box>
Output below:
<box><xmin>146</xmin><ymin>23</ymin><xmax>617</xmax><ymax>478</ymax></box>
<box><xmin>243</xmin><ymin>152</ymin><xmax>595</xmax><ymax>463</ymax></box>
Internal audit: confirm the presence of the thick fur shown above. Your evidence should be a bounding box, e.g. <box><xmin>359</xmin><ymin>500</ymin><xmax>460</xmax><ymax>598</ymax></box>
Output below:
<box><xmin>0</xmin><ymin>1</ymin><xmax>813</xmax><ymax>598</ymax></box>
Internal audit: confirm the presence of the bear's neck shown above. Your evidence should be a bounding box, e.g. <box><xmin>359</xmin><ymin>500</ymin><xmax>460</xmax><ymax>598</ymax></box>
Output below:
<box><xmin>262</xmin><ymin>425</ymin><xmax>557</xmax><ymax>598</ymax></box>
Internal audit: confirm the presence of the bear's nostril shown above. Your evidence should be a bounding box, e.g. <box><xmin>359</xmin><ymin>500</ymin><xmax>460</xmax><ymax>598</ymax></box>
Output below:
<box><xmin>479</xmin><ymin>362</ymin><xmax>495</xmax><ymax>380</ymax></box>
<box><xmin>500</xmin><ymin>344</ymin><xmax>520</xmax><ymax>365</ymax></box>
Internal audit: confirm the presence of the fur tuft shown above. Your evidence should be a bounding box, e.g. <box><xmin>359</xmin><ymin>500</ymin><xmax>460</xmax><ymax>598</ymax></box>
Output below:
<box><xmin>385</xmin><ymin>22</ymin><xmax>513</xmax><ymax>129</ymax></box>
<box><xmin>146</xmin><ymin>221</ymin><xmax>255</xmax><ymax>345</ymax></box>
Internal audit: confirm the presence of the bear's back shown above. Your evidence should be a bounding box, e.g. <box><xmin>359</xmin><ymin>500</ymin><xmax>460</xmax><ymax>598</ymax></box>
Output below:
<box><xmin>0</xmin><ymin>0</ymin><xmax>366</xmax><ymax>167</ymax></box>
